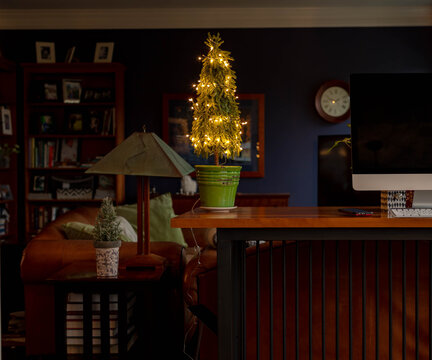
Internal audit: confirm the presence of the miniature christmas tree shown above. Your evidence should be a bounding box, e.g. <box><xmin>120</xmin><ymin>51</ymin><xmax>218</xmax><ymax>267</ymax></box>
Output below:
<box><xmin>93</xmin><ymin>197</ymin><xmax>122</xmax><ymax>242</ymax></box>
<box><xmin>190</xmin><ymin>33</ymin><xmax>242</xmax><ymax>165</ymax></box>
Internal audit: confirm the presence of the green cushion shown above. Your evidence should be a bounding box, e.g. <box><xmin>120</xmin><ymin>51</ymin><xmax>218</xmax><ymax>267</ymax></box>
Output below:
<box><xmin>116</xmin><ymin>193</ymin><xmax>187</xmax><ymax>247</ymax></box>
<box><xmin>62</xmin><ymin>221</ymin><xmax>94</xmax><ymax>240</ymax></box>
<box><xmin>62</xmin><ymin>216</ymin><xmax>136</xmax><ymax>242</ymax></box>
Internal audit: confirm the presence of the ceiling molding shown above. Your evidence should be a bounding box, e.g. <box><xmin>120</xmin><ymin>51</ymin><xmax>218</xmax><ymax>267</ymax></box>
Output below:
<box><xmin>0</xmin><ymin>6</ymin><xmax>431</xmax><ymax>29</ymax></box>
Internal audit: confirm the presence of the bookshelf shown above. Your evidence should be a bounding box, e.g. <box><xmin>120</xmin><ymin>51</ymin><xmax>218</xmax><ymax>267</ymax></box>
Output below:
<box><xmin>0</xmin><ymin>57</ymin><xmax>18</xmax><ymax>244</ymax></box>
<box><xmin>22</xmin><ymin>63</ymin><xmax>125</xmax><ymax>241</ymax></box>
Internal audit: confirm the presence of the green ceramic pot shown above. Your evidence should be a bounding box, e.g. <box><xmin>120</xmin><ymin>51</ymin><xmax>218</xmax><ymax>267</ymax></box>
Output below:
<box><xmin>195</xmin><ymin>165</ymin><xmax>241</xmax><ymax>208</ymax></box>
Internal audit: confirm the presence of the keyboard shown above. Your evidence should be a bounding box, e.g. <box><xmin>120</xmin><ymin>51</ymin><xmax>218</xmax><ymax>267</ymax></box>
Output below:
<box><xmin>390</xmin><ymin>208</ymin><xmax>432</xmax><ymax>218</ymax></box>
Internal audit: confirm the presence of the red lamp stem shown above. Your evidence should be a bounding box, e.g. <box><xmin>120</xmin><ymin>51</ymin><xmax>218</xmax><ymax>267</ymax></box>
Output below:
<box><xmin>136</xmin><ymin>175</ymin><xmax>151</xmax><ymax>256</ymax></box>
<box><xmin>143</xmin><ymin>176</ymin><xmax>150</xmax><ymax>255</ymax></box>
<box><xmin>137</xmin><ymin>176</ymin><xmax>143</xmax><ymax>255</ymax></box>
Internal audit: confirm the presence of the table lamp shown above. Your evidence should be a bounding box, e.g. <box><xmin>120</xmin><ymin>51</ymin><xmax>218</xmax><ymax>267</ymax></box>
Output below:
<box><xmin>86</xmin><ymin>129</ymin><xmax>194</xmax><ymax>270</ymax></box>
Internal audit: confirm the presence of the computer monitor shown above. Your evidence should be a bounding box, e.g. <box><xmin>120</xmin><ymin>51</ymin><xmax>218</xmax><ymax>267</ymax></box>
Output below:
<box><xmin>351</xmin><ymin>73</ymin><xmax>432</xmax><ymax>199</ymax></box>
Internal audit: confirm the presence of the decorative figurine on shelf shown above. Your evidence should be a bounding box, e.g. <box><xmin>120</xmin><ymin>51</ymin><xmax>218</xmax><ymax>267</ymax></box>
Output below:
<box><xmin>93</xmin><ymin>197</ymin><xmax>122</xmax><ymax>277</ymax></box>
<box><xmin>180</xmin><ymin>175</ymin><xmax>197</xmax><ymax>195</ymax></box>
<box><xmin>0</xmin><ymin>143</ymin><xmax>19</xmax><ymax>168</ymax></box>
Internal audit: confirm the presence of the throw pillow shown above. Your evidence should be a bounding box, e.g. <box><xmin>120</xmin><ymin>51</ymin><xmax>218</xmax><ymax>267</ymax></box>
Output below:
<box><xmin>62</xmin><ymin>216</ymin><xmax>137</xmax><ymax>242</ymax></box>
<box><xmin>116</xmin><ymin>193</ymin><xmax>187</xmax><ymax>247</ymax></box>
<box><xmin>117</xmin><ymin>216</ymin><xmax>137</xmax><ymax>243</ymax></box>
<box><xmin>62</xmin><ymin>221</ymin><xmax>94</xmax><ymax>240</ymax></box>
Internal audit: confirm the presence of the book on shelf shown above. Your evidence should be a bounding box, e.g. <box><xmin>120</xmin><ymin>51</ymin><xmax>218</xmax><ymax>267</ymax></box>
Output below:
<box><xmin>29</xmin><ymin>139</ymin><xmax>61</xmax><ymax>168</ymax></box>
<box><xmin>67</xmin><ymin>293</ymin><xmax>130</xmax><ymax>303</ymax></box>
<box><xmin>101</xmin><ymin>108</ymin><xmax>115</xmax><ymax>135</ymax></box>
<box><xmin>0</xmin><ymin>217</ymin><xmax>7</xmax><ymax>236</ymax></box>
<box><xmin>66</xmin><ymin>332</ymin><xmax>138</xmax><ymax>354</ymax></box>
<box><xmin>65</xmin><ymin>292</ymin><xmax>136</xmax><ymax>327</ymax></box>
<box><xmin>66</xmin><ymin>323</ymin><xmax>135</xmax><ymax>343</ymax></box>
<box><xmin>32</xmin><ymin>205</ymin><xmax>70</xmax><ymax>231</ymax></box>
<box><xmin>27</xmin><ymin>192</ymin><xmax>52</xmax><ymax>200</ymax></box>
<box><xmin>65</xmin><ymin>291</ymin><xmax>137</xmax><ymax>355</ymax></box>
<box><xmin>66</xmin><ymin>317</ymin><xmax>120</xmax><ymax>330</ymax></box>
<box><xmin>66</xmin><ymin>298</ymin><xmax>136</xmax><ymax>313</ymax></box>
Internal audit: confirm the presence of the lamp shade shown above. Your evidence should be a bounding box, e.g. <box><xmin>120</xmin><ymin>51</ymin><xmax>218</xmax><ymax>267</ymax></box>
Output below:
<box><xmin>85</xmin><ymin>131</ymin><xmax>193</xmax><ymax>271</ymax></box>
<box><xmin>85</xmin><ymin>132</ymin><xmax>194</xmax><ymax>177</ymax></box>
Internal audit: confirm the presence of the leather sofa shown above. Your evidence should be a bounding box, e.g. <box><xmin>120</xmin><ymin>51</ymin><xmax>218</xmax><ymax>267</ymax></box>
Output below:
<box><xmin>20</xmin><ymin>193</ymin><xmax>290</xmax><ymax>357</ymax></box>
<box><xmin>20</xmin><ymin>206</ymin><xmax>187</xmax><ymax>356</ymax></box>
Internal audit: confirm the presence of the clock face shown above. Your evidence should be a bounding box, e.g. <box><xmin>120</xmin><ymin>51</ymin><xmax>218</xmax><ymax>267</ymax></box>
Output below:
<box><xmin>320</xmin><ymin>86</ymin><xmax>350</xmax><ymax>117</ymax></box>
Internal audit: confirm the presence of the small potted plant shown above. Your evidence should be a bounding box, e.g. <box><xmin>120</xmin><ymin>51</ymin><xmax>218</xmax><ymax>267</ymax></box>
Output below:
<box><xmin>93</xmin><ymin>197</ymin><xmax>122</xmax><ymax>277</ymax></box>
<box><xmin>0</xmin><ymin>143</ymin><xmax>19</xmax><ymax>168</ymax></box>
<box><xmin>190</xmin><ymin>33</ymin><xmax>243</xmax><ymax>209</ymax></box>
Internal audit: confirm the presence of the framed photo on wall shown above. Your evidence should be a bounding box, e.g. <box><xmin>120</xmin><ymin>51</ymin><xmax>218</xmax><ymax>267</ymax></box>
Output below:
<box><xmin>162</xmin><ymin>93</ymin><xmax>265</xmax><ymax>178</ymax></box>
<box><xmin>35</xmin><ymin>42</ymin><xmax>56</xmax><ymax>63</ymax></box>
<box><xmin>0</xmin><ymin>184</ymin><xmax>13</xmax><ymax>200</ymax></box>
<box><xmin>94</xmin><ymin>42</ymin><xmax>114</xmax><ymax>63</ymax></box>
<box><xmin>1</xmin><ymin>107</ymin><xmax>12</xmax><ymax>135</ymax></box>
<box><xmin>32</xmin><ymin>175</ymin><xmax>46</xmax><ymax>192</ymax></box>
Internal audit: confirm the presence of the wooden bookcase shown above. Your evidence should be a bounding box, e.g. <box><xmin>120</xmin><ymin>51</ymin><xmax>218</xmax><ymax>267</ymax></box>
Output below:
<box><xmin>22</xmin><ymin>63</ymin><xmax>125</xmax><ymax>241</ymax></box>
<box><xmin>0</xmin><ymin>57</ymin><xmax>18</xmax><ymax>244</ymax></box>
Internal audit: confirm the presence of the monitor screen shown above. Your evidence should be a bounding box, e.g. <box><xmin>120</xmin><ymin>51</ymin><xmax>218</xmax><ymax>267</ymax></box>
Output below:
<box><xmin>351</xmin><ymin>73</ymin><xmax>432</xmax><ymax>191</ymax></box>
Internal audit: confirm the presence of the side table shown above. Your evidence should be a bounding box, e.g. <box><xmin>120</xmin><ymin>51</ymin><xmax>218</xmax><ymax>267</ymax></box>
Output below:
<box><xmin>46</xmin><ymin>261</ymin><xmax>165</xmax><ymax>359</ymax></box>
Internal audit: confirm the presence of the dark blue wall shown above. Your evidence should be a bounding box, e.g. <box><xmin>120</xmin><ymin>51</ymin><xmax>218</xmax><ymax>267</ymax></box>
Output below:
<box><xmin>1</xmin><ymin>27</ymin><xmax>431</xmax><ymax>205</ymax></box>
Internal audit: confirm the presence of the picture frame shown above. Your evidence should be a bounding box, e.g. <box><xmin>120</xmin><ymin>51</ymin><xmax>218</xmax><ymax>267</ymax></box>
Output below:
<box><xmin>67</xmin><ymin>112</ymin><xmax>84</xmax><ymax>133</ymax></box>
<box><xmin>162</xmin><ymin>93</ymin><xmax>265</xmax><ymax>178</ymax></box>
<box><xmin>35</xmin><ymin>42</ymin><xmax>56</xmax><ymax>63</ymax></box>
<box><xmin>0</xmin><ymin>184</ymin><xmax>13</xmax><ymax>200</ymax></box>
<box><xmin>44</xmin><ymin>83</ymin><xmax>58</xmax><ymax>101</ymax></box>
<box><xmin>64</xmin><ymin>46</ymin><xmax>76</xmax><ymax>63</ymax></box>
<box><xmin>32</xmin><ymin>175</ymin><xmax>46</xmax><ymax>192</ymax></box>
<box><xmin>60</xmin><ymin>138</ymin><xmax>79</xmax><ymax>164</ymax></box>
<box><xmin>39</xmin><ymin>114</ymin><xmax>54</xmax><ymax>134</ymax></box>
<box><xmin>83</xmin><ymin>88</ymin><xmax>113</xmax><ymax>102</ymax></box>
<box><xmin>88</xmin><ymin>111</ymin><xmax>102</xmax><ymax>134</ymax></box>
<box><xmin>62</xmin><ymin>79</ymin><xmax>82</xmax><ymax>104</ymax></box>
<box><xmin>1</xmin><ymin>107</ymin><xmax>12</xmax><ymax>135</ymax></box>
<box><xmin>94</xmin><ymin>42</ymin><xmax>114</xmax><ymax>63</ymax></box>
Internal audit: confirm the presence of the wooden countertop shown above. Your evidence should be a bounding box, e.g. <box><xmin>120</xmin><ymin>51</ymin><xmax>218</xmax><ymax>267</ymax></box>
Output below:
<box><xmin>171</xmin><ymin>206</ymin><xmax>432</xmax><ymax>229</ymax></box>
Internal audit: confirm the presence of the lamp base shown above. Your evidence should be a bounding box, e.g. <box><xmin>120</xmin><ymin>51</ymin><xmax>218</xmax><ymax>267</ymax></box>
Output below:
<box><xmin>122</xmin><ymin>253</ymin><xmax>166</xmax><ymax>271</ymax></box>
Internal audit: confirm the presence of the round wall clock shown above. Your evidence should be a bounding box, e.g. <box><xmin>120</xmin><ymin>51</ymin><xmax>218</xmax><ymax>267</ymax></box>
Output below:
<box><xmin>315</xmin><ymin>80</ymin><xmax>350</xmax><ymax>123</ymax></box>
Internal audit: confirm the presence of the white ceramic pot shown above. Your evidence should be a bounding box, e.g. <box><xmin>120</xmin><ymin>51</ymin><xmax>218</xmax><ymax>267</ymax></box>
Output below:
<box><xmin>94</xmin><ymin>240</ymin><xmax>121</xmax><ymax>277</ymax></box>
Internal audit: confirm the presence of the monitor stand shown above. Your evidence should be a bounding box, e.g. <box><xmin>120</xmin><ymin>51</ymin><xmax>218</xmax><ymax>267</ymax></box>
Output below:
<box><xmin>412</xmin><ymin>190</ymin><xmax>432</xmax><ymax>208</ymax></box>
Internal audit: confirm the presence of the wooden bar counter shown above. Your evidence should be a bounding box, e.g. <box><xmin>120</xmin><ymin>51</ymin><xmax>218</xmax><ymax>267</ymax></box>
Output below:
<box><xmin>172</xmin><ymin>206</ymin><xmax>432</xmax><ymax>360</ymax></box>
<box><xmin>171</xmin><ymin>206</ymin><xmax>432</xmax><ymax>229</ymax></box>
